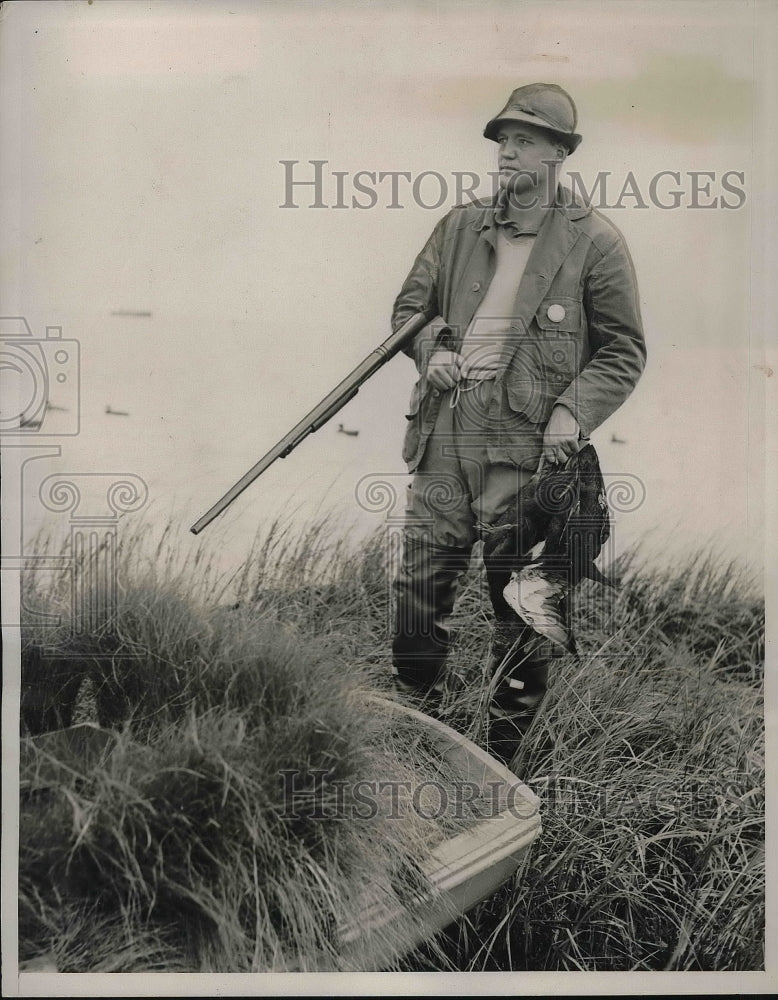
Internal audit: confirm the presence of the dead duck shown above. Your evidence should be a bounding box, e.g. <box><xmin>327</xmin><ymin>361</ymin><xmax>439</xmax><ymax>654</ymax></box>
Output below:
<box><xmin>483</xmin><ymin>444</ymin><xmax>612</xmax><ymax>654</ymax></box>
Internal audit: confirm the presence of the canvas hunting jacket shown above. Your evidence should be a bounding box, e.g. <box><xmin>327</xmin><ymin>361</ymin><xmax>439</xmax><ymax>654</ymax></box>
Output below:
<box><xmin>392</xmin><ymin>185</ymin><xmax>646</xmax><ymax>472</ymax></box>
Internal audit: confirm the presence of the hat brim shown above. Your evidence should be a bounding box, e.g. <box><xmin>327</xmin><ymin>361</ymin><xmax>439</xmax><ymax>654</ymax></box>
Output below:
<box><xmin>484</xmin><ymin>112</ymin><xmax>582</xmax><ymax>153</ymax></box>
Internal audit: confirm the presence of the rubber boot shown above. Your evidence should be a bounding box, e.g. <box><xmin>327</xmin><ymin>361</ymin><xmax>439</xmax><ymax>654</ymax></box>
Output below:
<box><xmin>486</xmin><ymin>623</ymin><xmax>552</xmax><ymax>765</ymax></box>
<box><xmin>392</xmin><ymin>532</ymin><xmax>471</xmax><ymax>717</ymax></box>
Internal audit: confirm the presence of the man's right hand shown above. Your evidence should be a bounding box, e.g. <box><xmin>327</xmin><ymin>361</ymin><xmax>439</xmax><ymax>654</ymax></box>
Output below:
<box><xmin>426</xmin><ymin>350</ymin><xmax>464</xmax><ymax>390</ymax></box>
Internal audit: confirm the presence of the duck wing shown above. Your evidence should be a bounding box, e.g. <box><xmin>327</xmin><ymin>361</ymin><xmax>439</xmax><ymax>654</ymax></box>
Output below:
<box><xmin>503</xmin><ymin>558</ymin><xmax>576</xmax><ymax>654</ymax></box>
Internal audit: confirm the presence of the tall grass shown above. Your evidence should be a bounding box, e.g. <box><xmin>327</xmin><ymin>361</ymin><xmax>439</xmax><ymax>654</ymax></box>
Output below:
<box><xmin>19</xmin><ymin>515</ymin><xmax>764</xmax><ymax>972</ymax></box>
<box><xmin>19</xmin><ymin>519</ymin><xmax>459</xmax><ymax>972</ymax></box>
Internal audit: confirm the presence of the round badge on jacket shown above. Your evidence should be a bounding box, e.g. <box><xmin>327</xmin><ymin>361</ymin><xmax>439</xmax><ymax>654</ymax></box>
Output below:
<box><xmin>547</xmin><ymin>304</ymin><xmax>566</xmax><ymax>323</ymax></box>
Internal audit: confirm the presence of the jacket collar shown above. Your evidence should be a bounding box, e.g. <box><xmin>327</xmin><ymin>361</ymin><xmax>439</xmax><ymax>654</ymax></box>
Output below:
<box><xmin>489</xmin><ymin>185</ymin><xmax>588</xmax><ymax>366</ymax></box>
<box><xmin>472</xmin><ymin>184</ymin><xmax>591</xmax><ymax>232</ymax></box>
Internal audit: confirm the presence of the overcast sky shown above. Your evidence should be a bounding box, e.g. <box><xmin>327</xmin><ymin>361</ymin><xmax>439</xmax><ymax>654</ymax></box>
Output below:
<box><xmin>1</xmin><ymin>0</ymin><xmax>773</xmax><ymax>582</ymax></box>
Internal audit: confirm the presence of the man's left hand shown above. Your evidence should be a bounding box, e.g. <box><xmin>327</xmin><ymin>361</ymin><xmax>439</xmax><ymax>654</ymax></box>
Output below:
<box><xmin>543</xmin><ymin>405</ymin><xmax>582</xmax><ymax>466</ymax></box>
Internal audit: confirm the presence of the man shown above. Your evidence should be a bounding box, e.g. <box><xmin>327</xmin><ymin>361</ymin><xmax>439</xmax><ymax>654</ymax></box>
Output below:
<box><xmin>390</xmin><ymin>83</ymin><xmax>646</xmax><ymax>759</ymax></box>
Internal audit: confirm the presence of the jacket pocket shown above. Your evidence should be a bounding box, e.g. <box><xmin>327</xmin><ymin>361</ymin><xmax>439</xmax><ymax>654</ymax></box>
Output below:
<box><xmin>405</xmin><ymin>376</ymin><xmax>424</xmax><ymax>419</ymax></box>
<box><xmin>504</xmin><ymin>297</ymin><xmax>583</xmax><ymax>422</ymax></box>
<box><xmin>402</xmin><ymin>377</ymin><xmax>424</xmax><ymax>466</ymax></box>
<box><xmin>534</xmin><ymin>295</ymin><xmax>581</xmax><ymax>335</ymax></box>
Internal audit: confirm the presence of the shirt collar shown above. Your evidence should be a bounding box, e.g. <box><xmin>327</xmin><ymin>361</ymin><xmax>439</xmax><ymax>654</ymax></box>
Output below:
<box><xmin>493</xmin><ymin>189</ymin><xmax>540</xmax><ymax>236</ymax></box>
<box><xmin>473</xmin><ymin>184</ymin><xmax>592</xmax><ymax>233</ymax></box>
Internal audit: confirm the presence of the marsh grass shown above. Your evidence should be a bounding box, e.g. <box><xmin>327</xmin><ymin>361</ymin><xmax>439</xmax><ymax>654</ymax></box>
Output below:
<box><xmin>18</xmin><ymin>515</ymin><xmax>764</xmax><ymax>972</ymax></box>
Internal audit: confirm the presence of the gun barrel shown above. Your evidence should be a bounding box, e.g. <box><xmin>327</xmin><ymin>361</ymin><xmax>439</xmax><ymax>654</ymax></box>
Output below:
<box><xmin>190</xmin><ymin>310</ymin><xmax>430</xmax><ymax>534</ymax></box>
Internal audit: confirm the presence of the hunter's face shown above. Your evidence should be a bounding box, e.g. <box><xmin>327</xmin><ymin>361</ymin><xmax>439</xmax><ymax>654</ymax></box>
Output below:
<box><xmin>495</xmin><ymin>123</ymin><xmax>566</xmax><ymax>194</ymax></box>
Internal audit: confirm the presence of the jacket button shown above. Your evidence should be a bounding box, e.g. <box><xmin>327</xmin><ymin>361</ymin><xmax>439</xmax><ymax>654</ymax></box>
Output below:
<box><xmin>547</xmin><ymin>303</ymin><xmax>566</xmax><ymax>323</ymax></box>
<box><xmin>472</xmin><ymin>282</ymin><xmax>481</xmax><ymax>292</ymax></box>
<box><xmin>432</xmin><ymin>388</ymin><xmax>440</xmax><ymax>397</ymax></box>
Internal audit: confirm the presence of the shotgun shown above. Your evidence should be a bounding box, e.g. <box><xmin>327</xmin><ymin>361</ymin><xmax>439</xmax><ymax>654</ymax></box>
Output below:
<box><xmin>190</xmin><ymin>310</ymin><xmax>431</xmax><ymax>534</ymax></box>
